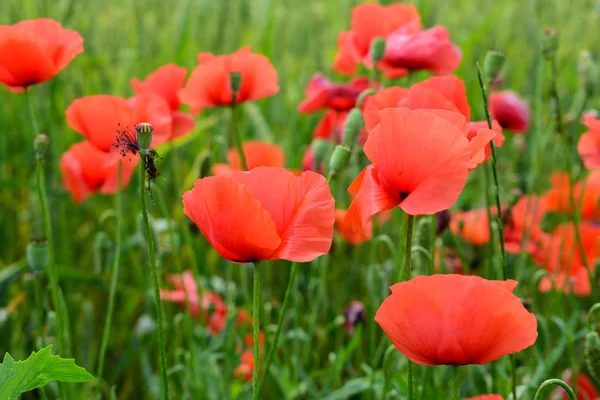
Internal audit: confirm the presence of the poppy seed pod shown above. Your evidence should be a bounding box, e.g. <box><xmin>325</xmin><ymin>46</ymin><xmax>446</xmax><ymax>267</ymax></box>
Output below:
<box><xmin>370</xmin><ymin>37</ymin><xmax>386</xmax><ymax>64</ymax></box>
<box><xmin>484</xmin><ymin>51</ymin><xmax>505</xmax><ymax>82</ymax></box>
<box><xmin>579</xmin><ymin>50</ymin><xmax>597</xmax><ymax>96</ymax></box>
<box><xmin>328</xmin><ymin>145</ymin><xmax>351</xmax><ymax>177</ymax></box>
<box><xmin>229</xmin><ymin>71</ymin><xmax>243</xmax><ymax>93</ymax></box>
<box><xmin>342</xmin><ymin>108</ymin><xmax>365</xmax><ymax>148</ymax></box>
<box><xmin>34</xmin><ymin>134</ymin><xmax>49</xmax><ymax>161</ymax></box>
<box><xmin>26</xmin><ymin>241</ymin><xmax>49</xmax><ymax>272</ymax></box>
<box><xmin>135</xmin><ymin>122</ymin><xmax>154</xmax><ymax>151</ymax></box>
<box><xmin>585</xmin><ymin>331</ymin><xmax>600</xmax><ymax>383</ymax></box>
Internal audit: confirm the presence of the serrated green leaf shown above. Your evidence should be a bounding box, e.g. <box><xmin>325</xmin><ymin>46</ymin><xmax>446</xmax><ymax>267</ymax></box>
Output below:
<box><xmin>0</xmin><ymin>345</ymin><xmax>93</xmax><ymax>400</ymax></box>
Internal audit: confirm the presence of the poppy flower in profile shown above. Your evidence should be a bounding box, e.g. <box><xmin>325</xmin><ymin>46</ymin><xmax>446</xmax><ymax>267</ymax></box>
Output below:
<box><xmin>60</xmin><ymin>141</ymin><xmax>138</xmax><ymax>203</ymax></box>
<box><xmin>212</xmin><ymin>141</ymin><xmax>285</xmax><ymax>176</ymax></box>
<box><xmin>335</xmin><ymin>209</ymin><xmax>372</xmax><ymax>245</ymax></box>
<box><xmin>465</xmin><ymin>396</ymin><xmax>504</xmax><ymax>400</ymax></box>
<box><xmin>375</xmin><ymin>274</ymin><xmax>537</xmax><ymax>366</ymax></box>
<box><xmin>333</xmin><ymin>2</ymin><xmax>421</xmax><ymax>76</ymax></box>
<box><xmin>179</xmin><ymin>47</ymin><xmax>279</xmax><ymax>113</ymax></box>
<box><xmin>0</xmin><ymin>19</ymin><xmax>84</xmax><ymax>90</ymax></box>
<box><xmin>233</xmin><ymin>351</ymin><xmax>254</xmax><ymax>382</ymax></box>
<box><xmin>65</xmin><ymin>94</ymin><xmax>172</xmax><ymax>152</ymax></box>
<box><xmin>489</xmin><ymin>91</ymin><xmax>530</xmax><ymax>133</ymax></box>
<box><xmin>160</xmin><ymin>270</ymin><xmax>200</xmax><ymax>316</ymax></box>
<box><xmin>450</xmin><ymin>208</ymin><xmax>492</xmax><ymax>246</ymax></box>
<box><xmin>504</xmin><ymin>195</ymin><xmax>547</xmax><ymax>254</ymax></box>
<box><xmin>131</xmin><ymin>64</ymin><xmax>195</xmax><ymax>140</ymax></box>
<box><xmin>344</xmin><ymin>108</ymin><xmax>494</xmax><ymax>238</ymax></box>
<box><xmin>578</xmin><ymin>112</ymin><xmax>600</xmax><ymax>169</ymax></box>
<box><xmin>183</xmin><ymin>167</ymin><xmax>335</xmax><ymax>263</ymax></box>
<box><xmin>554</xmin><ymin>370</ymin><xmax>600</xmax><ymax>400</ymax></box>
<box><xmin>546</xmin><ymin>170</ymin><xmax>600</xmax><ymax>221</ymax></box>
<box><xmin>298</xmin><ymin>74</ymin><xmax>370</xmax><ymax>113</ymax></box>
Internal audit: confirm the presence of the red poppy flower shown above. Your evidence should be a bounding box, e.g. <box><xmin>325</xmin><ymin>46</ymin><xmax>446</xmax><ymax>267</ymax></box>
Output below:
<box><xmin>465</xmin><ymin>396</ymin><xmax>504</xmax><ymax>400</ymax></box>
<box><xmin>578</xmin><ymin>112</ymin><xmax>600</xmax><ymax>169</ymax></box>
<box><xmin>539</xmin><ymin>268</ymin><xmax>592</xmax><ymax>297</ymax></box>
<box><xmin>546</xmin><ymin>171</ymin><xmax>600</xmax><ymax>221</ymax></box>
<box><xmin>450</xmin><ymin>208</ymin><xmax>491</xmax><ymax>246</ymax></box>
<box><xmin>344</xmin><ymin>108</ymin><xmax>494</xmax><ymax>238</ymax></box>
<box><xmin>160</xmin><ymin>270</ymin><xmax>200</xmax><ymax>316</ymax></box>
<box><xmin>0</xmin><ymin>19</ymin><xmax>83</xmax><ymax>89</ymax></box>
<box><xmin>468</xmin><ymin>120</ymin><xmax>505</xmax><ymax>161</ymax></box>
<box><xmin>375</xmin><ymin>274</ymin><xmax>537</xmax><ymax>366</ymax></box>
<box><xmin>555</xmin><ymin>370</ymin><xmax>600</xmax><ymax>400</ymax></box>
<box><xmin>298</xmin><ymin>74</ymin><xmax>370</xmax><ymax>113</ymax></box>
<box><xmin>212</xmin><ymin>141</ymin><xmax>285</xmax><ymax>175</ymax></box>
<box><xmin>60</xmin><ymin>141</ymin><xmax>138</xmax><ymax>203</ymax></box>
<box><xmin>504</xmin><ymin>195</ymin><xmax>547</xmax><ymax>254</ymax></box>
<box><xmin>202</xmin><ymin>292</ymin><xmax>228</xmax><ymax>335</ymax></box>
<box><xmin>233</xmin><ymin>351</ymin><xmax>254</xmax><ymax>382</ymax></box>
<box><xmin>179</xmin><ymin>47</ymin><xmax>279</xmax><ymax>113</ymax></box>
<box><xmin>333</xmin><ymin>3</ymin><xmax>422</xmax><ymax>76</ymax></box>
<box><xmin>65</xmin><ymin>94</ymin><xmax>172</xmax><ymax>152</ymax></box>
<box><xmin>131</xmin><ymin>64</ymin><xmax>195</xmax><ymax>140</ymax></box>
<box><xmin>373</xmin><ymin>26</ymin><xmax>462</xmax><ymax>79</ymax></box>
<box><xmin>183</xmin><ymin>167</ymin><xmax>335</xmax><ymax>263</ymax></box>
<box><xmin>364</xmin><ymin>76</ymin><xmax>471</xmax><ymax>130</ymax></box>
<box><xmin>489</xmin><ymin>91</ymin><xmax>530</xmax><ymax>133</ymax></box>
<box><xmin>335</xmin><ymin>209</ymin><xmax>372</xmax><ymax>245</ymax></box>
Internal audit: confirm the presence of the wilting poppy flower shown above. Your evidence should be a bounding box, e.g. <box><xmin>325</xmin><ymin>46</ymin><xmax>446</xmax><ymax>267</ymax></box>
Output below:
<box><xmin>489</xmin><ymin>91</ymin><xmax>530</xmax><ymax>133</ymax></box>
<box><xmin>468</xmin><ymin>120</ymin><xmax>505</xmax><ymax>161</ymax></box>
<box><xmin>465</xmin><ymin>396</ymin><xmax>504</xmax><ymax>400</ymax></box>
<box><xmin>344</xmin><ymin>108</ymin><xmax>494</xmax><ymax>238</ymax></box>
<box><xmin>579</xmin><ymin>112</ymin><xmax>600</xmax><ymax>169</ymax></box>
<box><xmin>212</xmin><ymin>141</ymin><xmax>285</xmax><ymax>175</ymax></box>
<box><xmin>233</xmin><ymin>351</ymin><xmax>254</xmax><ymax>381</ymax></box>
<box><xmin>298</xmin><ymin>74</ymin><xmax>370</xmax><ymax>113</ymax></box>
<box><xmin>131</xmin><ymin>64</ymin><xmax>195</xmax><ymax>140</ymax></box>
<box><xmin>160</xmin><ymin>270</ymin><xmax>200</xmax><ymax>316</ymax></box>
<box><xmin>553</xmin><ymin>370</ymin><xmax>600</xmax><ymax>400</ymax></box>
<box><xmin>179</xmin><ymin>47</ymin><xmax>279</xmax><ymax>113</ymax></box>
<box><xmin>504</xmin><ymin>195</ymin><xmax>547</xmax><ymax>254</ymax></box>
<box><xmin>450</xmin><ymin>208</ymin><xmax>491</xmax><ymax>246</ymax></box>
<box><xmin>546</xmin><ymin>171</ymin><xmax>600</xmax><ymax>221</ymax></box>
<box><xmin>60</xmin><ymin>141</ymin><xmax>138</xmax><ymax>203</ymax></box>
<box><xmin>375</xmin><ymin>274</ymin><xmax>538</xmax><ymax>366</ymax></box>
<box><xmin>183</xmin><ymin>167</ymin><xmax>335</xmax><ymax>263</ymax></box>
<box><xmin>0</xmin><ymin>19</ymin><xmax>84</xmax><ymax>89</ymax></box>
<box><xmin>372</xmin><ymin>25</ymin><xmax>462</xmax><ymax>79</ymax></box>
<box><xmin>335</xmin><ymin>209</ymin><xmax>372</xmax><ymax>245</ymax></box>
<box><xmin>333</xmin><ymin>2</ymin><xmax>421</xmax><ymax>76</ymax></box>
<box><xmin>65</xmin><ymin>94</ymin><xmax>172</xmax><ymax>152</ymax></box>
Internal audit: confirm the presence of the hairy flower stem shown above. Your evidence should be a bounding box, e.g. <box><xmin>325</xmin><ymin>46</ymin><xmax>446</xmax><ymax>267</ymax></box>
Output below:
<box><xmin>258</xmin><ymin>262</ymin><xmax>298</xmax><ymax>394</ymax></box>
<box><xmin>452</xmin><ymin>366</ymin><xmax>460</xmax><ymax>400</ymax></box>
<box><xmin>252</xmin><ymin>262</ymin><xmax>262</xmax><ymax>400</ymax></box>
<box><xmin>477</xmin><ymin>62</ymin><xmax>517</xmax><ymax>400</ymax></box>
<box><xmin>533</xmin><ymin>379</ymin><xmax>576</xmax><ymax>400</ymax></box>
<box><xmin>26</xmin><ymin>88</ymin><xmax>40</xmax><ymax>138</ymax></box>
<box><xmin>139</xmin><ymin>159</ymin><xmax>169</xmax><ymax>400</ymax></box>
<box><xmin>95</xmin><ymin>161</ymin><xmax>123</xmax><ymax>399</ymax></box>
<box><xmin>400</xmin><ymin>214</ymin><xmax>415</xmax><ymax>400</ymax></box>
<box><xmin>231</xmin><ymin>94</ymin><xmax>248</xmax><ymax>170</ymax></box>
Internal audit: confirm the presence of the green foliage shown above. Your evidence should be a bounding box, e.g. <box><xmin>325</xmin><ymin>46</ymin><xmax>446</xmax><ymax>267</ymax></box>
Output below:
<box><xmin>0</xmin><ymin>346</ymin><xmax>93</xmax><ymax>399</ymax></box>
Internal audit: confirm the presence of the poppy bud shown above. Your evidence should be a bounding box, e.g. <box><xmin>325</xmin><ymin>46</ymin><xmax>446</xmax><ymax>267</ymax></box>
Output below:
<box><xmin>229</xmin><ymin>71</ymin><xmax>243</xmax><ymax>93</ymax></box>
<box><xmin>135</xmin><ymin>122</ymin><xmax>154</xmax><ymax>152</ymax></box>
<box><xmin>312</xmin><ymin>139</ymin><xmax>329</xmax><ymax>165</ymax></box>
<box><xmin>344</xmin><ymin>301</ymin><xmax>365</xmax><ymax>336</ymax></box>
<box><xmin>579</xmin><ymin>50</ymin><xmax>597</xmax><ymax>96</ymax></box>
<box><xmin>483</xmin><ymin>51</ymin><xmax>505</xmax><ymax>81</ymax></box>
<box><xmin>585</xmin><ymin>331</ymin><xmax>600</xmax><ymax>382</ymax></box>
<box><xmin>328</xmin><ymin>145</ymin><xmax>351</xmax><ymax>177</ymax></box>
<box><xmin>34</xmin><ymin>134</ymin><xmax>49</xmax><ymax>161</ymax></box>
<box><xmin>370</xmin><ymin>37</ymin><xmax>386</xmax><ymax>64</ymax></box>
<box><xmin>542</xmin><ymin>28</ymin><xmax>558</xmax><ymax>59</ymax></box>
<box><xmin>26</xmin><ymin>241</ymin><xmax>49</xmax><ymax>272</ymax></box>
<box><xmin>342</xmin><ymin>108</ymin><xmax>365</xmax><ymax>148</ymax></box>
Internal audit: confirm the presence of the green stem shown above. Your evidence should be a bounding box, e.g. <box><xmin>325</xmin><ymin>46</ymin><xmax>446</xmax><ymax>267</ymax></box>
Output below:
<box><xmin>428</xmin><ymin>214</ymin><xmax>436</xmax><ymax>275</ymax></box>
<box><xmin>381</xmin><ymin>345</ymin><xmax>395</xmax><ymax>400</ymax></box>
<box><xmin>533</xmin><ymin>378</ymin><xmax>576</xmax><ymax>400</ymax></box>
<box><xmin>452</xmin><ymin>366</ymin><xmax>460</xmax><ymax>400</ymax></box>
<box><xmin>95</xmin><ymin>161</ymin><xmax>123</xmax><ymax>398</ymax></box>
<box><xmin>26</xmin><ymin>87</ymin><xmax>40</xmax><ymax>136</ymax></box>
<box><xmin>33</xmin><ymin>275</ymin><xmax>46</xmax><ymax>347</ymax></box>
<box><xmin>139</xmin><ymin>159</ymin><xmax>169</xmax><ymax>400</ymax></box>
<box><xmin>231</xmin><ymin>95</ymin><xmax>248</xmax><ymax>171</ymax></box>
<box><xmin>586</xmin><ymin>303</ymin><xmax>600</xmax><ymax>331</ymax></box>
<box><xmin>251</xmin><ymin>262</ymin><xmax>262</xmax><ymax>400</ymax></box>
<box><xmin>483</xmin><ymin>166</ymin><xmax>496</xmax><ymax>279</ymax></box>
<box><xmin>408</xmin><ymin>360</ymin><xmax>415</xmax><ymax>400</ymax></box>
<box><xmin>258</xmin><ymin>262</ymin><xmax>298</xmax><ymax>395</ymax></box>
<box><xmin>401</xmin><ymin>214</ymin><xmax>414</xmax><ymax>281</ymax></box>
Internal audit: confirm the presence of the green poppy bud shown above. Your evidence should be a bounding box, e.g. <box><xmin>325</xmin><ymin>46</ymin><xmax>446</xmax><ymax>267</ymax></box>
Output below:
<box><xmin>370</xmin><ymin>37</ymin><xmax>386</xmax><ymax>64</ymax></box>
<box><xmin>34</xmin><ymin>134</ymin><xmax>49</xmax><ymax>161</ymax></box>
<box><xmin>585</xmin><ymin>331</ymin><xmax>600</xmax><ymax>382</ymax></box>
<box><xmin>542</xmin><ymin>28</ymin><xmax>558</xmax><ymax>59</ymax></box>
<box><xmin>484</xmin><ymin>50</ymin><xmax>505</xmax><ymax>81</ymax></box>
<box><xmin>26</xmin><ymin>241</ymin><xmax>49</xmax><ymax>272</ymax></box>
<box><xmin>342</xmin><ymin>108</ymin><xmax>365</xmax><ymax>148</ymax></box>
<box><xmin>135</xmin><ymin>122</ymin><xmax>154</xmax><ymax>151</ymax></box>
<box><xmin>328</xmin><ymin>145</ymin><xmax>351</xmax><ymax>177</ymax></box>
<box><xmin>312</xmin><ymin>139</ymin><xmax>329</xmax><ymax>165</ymax></box>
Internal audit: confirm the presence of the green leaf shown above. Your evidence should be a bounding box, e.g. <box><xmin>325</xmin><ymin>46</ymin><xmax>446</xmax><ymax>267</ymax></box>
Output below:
<box><xmin>0</xmin><ymin>345</ymin><xmax>93</xmax><ymax>399</ymax></box>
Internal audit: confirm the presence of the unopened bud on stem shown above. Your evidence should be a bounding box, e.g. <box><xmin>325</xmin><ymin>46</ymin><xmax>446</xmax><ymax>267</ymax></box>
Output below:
<box><xmin>27</xmin><ymin>241</ymin><xmax>49</xmax><ymax>272</ymax></box>
<box><xmin>312</xmin><ymin>139</ymin><xmax>329</xmax><ymax>166</ymax></box>
<box><xmin>370</xmin><ymin>37</ymin><xmax>386</xmax><ymax>64</ymax></box>
<box><xmin>135</xmin><ymin>122</ymin><xmax>154</xmax><ymax>152</ymax></box>
<box><xmin>328</xmin><ymin>145</ymin><xmax>351</xmax><ymax>177</ymax></box>
<box><xmin>34</xmin><ymin>134</ymin><xmax>49</xmax><ymax>161</ymax></box>
<box><xmin>342</xmin><ymin>109</ymin><xmax>365</xmax><ymax>148</ymax></box>
<box><xmin>542</xmin><ymin>28</ymin><xmax>558</xmax><ymax>59</ymax></box>
<box><xmin>484</xmin><ymin>51</ymin><xmax>505</xmax><ymax>81</ymax></box>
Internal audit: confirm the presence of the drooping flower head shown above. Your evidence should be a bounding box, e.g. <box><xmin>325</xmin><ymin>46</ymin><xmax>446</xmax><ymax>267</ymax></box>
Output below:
<box><xmin>60</xmin><ymin>141</ymin><xmax>138</xmax><ymax>203</ymax></box>
<box><xmin>131</xmin><ymin>64</ymin><xmax>195</xmax><ymax>140</ymax></box>
<box><xmin>183</xmin><ymin>167</ymin><xmax>335</xmax><ymax>263</ymax></box>
<box><xmin>375</xmin><ymin>274</ymin><xmax>538</xmax><ymax>366</ymax></box>
<box><xmin>0</xmin><ymin>19</ymin><xmax>83</xmax><ymax>90</ymax></box>
<box><xmin>489</xmin><ymin>90</ymin><xmax>530</xmax><ymax>133</ymax></box>
<box><xmin>553</xmin><ymin>370</ymin><xmax>600</xmax><ymax>400</ymax></box>
<box><xmin>344</xmin><ymin>107</ymin><xmax>494</xmax><ymax>238</ymax></box>
<box><xmin>212</xmin><ymin>141</ymin><xmax>285</xmax><ymax>175</ymax></box>
<box><xmin>179</xmin><ymin>47</ymin><xmax>279</xmax><ymax>113</ymax></box>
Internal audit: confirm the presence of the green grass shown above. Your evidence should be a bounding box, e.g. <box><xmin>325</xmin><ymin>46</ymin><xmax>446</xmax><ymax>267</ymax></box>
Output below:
<box><xmin>2</xmin><ymin>0</ymin><xmax>600</xmax><ymax>398</ymax></box>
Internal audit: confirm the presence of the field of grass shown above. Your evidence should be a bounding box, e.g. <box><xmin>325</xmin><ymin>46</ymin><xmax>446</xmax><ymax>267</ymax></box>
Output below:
<box><xmin>2</xmin><ymin>0</ymin><xmax>600</xmax><ymax>399</ymax></box>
